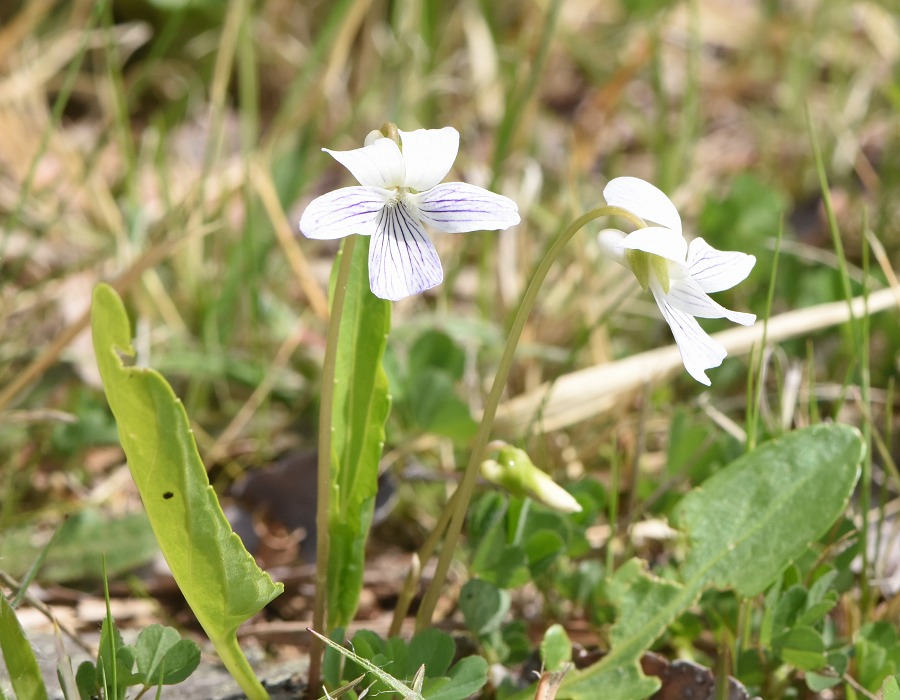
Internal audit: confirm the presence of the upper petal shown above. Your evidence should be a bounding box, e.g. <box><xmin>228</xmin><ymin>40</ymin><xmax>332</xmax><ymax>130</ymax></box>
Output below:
<box><xmin>411</xmin><ymin>182</ymin><xmax>520</xmax><ymax>233</ymax></box>
<box><xmin>687</xmin><ymin>237</ymin><xmax>756</xmax><ymax>293</ymax></box>
<box><xmin>663</xmin><ymin>276</ymin><xmax>756</xmax><ymax>326</ymax></box>
<box><xmin>398</xmin><ymin>127</ymin><xmax>459</xmax><ymax>191</ymax></box>
<box><xmin>650</xmin><ymin>283</ymin><xmax>727</xmax><ymax>385</ymax></box>
<box><xmin>369</xmin><ymin>201</ymin><xmax>443</xmax><ymax>301</ymax></box>
<box><xmin>603</xmin><ymin>177</ymin><xmax>682</xmax><ymax>234</ymax></box>
<box><xmin>299</xmin><ymin>186</ymin><xmax>390</xmax><ymax>239</ymax></box>
<box><xmin>620</xmin><ymin>227</ymin><xmax>688</xmax><ymax>263</ymax></box>
<box><xmin>323</xmin><ymin>137</ymin><xmax>405</xmax><ymax>188</ymax></box>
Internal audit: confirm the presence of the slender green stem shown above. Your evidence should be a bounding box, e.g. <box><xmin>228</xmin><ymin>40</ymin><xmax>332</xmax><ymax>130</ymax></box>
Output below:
<box><xmin>309</xmin><ymin>236</ymin><xmax>357</xmax><ymax>694</ymax></box>
<box><xmin>415</xmin><ymin>206</ymin><xmax>644</xmax><ymax>629</ymax></box>
<box><xmin>215</xmin><ymin>633</ymin><xmax>271</xmax><ymax>700</ymax></box>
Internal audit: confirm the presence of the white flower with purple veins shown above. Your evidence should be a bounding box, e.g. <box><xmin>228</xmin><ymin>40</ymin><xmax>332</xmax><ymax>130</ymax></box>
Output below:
<box><xmin>598</xmin><ymin>176</ymin><xmax>757</xmax><ymax>385</ymax></box>
<box><xmin>299</xmin><ymin>126</ymin><xmax>520</xmax><ymax>301</ymax></box>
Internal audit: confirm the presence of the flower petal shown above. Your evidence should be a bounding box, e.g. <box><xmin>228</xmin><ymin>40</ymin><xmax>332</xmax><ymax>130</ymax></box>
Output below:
<box><xmin>411</xmin><ymin>182</ymin><xmax>520</xmax><ymax>233</ymax></box>
<box><xmin>603</xmin><ymin>177</ymin><xmax>682</xmax><ymax>234</ymax></box>
<box><xmin>651</xmin><ymin>282</ymin><xmax>727</xmax><ymax>385</ymax></box>
<box><xmin>664</xmin><ymin>276</ymin><xmax>756</xmax><ymax>326</ymax></box>
<box><xmin>597</xmin><ymin>228</ymin><xmax>628</xmax><ymax>266</ymax></box>
<box><xmin>398</xmin><ymin>127</ymin><xmax>459</xmax><ymax>191</ymax></box>
<box><xmin>687</xmin><ymin>238</ymin><xmax>757</xmax><ymax>293</ymax></box>
<box><xmin>323</xmin><ymin>137</ymin><xmax>405</xmax><ymax>189</ymax></box>
<box><xmin>620</xmin><ymin>226</ymin><xmax>688</xmax><ymax>263</ymax></box>
<box><xmin>299</xmin><ymin>187</ymin><xmax>389</xmax><ymax>239</ymax></box>
<box><xmin>369</xmin><ymin>202</ymin><xmax>443</xmax><ymax>301</ymax></box>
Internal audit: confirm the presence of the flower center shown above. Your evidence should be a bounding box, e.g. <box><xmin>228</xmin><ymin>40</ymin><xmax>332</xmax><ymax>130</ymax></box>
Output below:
<box><xmin>626</xmin><ymin>249</ymin><xmax>672</xmax><ymax>294</ymax></box>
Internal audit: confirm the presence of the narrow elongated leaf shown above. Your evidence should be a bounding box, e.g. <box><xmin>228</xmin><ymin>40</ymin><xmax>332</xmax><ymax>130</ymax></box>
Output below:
<box><xmin>327</xmin><ymin>237</ymin><xmax>392</xmax><ymax>627</ymax></box>
<box><xmin>91</xmin><ymin>284</ymin><xmax>282</xmax><ymax>698</ymax></box>
<box><xmin>0</xmin><ymin>594</ymin><xmax>49</xmax><ymax>700</ymax></box>
<box><xmin>559</xmin><ymin>425</ymin><xmax>863</xmax><ymax>700</ymax></box>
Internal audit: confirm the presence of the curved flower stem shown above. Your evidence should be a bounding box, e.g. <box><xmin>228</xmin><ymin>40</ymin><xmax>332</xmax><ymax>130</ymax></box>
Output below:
<box><xmin>415</xmin><ymin>205</ymin><xmax>644</xmax><ymax>630</ymax></box>
<box><xmin>308</xmin><ymin>235</ymin><xmax>357</xmax><ymax>694</ymax></box>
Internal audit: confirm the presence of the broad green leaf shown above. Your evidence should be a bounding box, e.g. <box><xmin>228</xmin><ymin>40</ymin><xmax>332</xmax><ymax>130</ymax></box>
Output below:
<box><xmin>75</xmin><ymin>661</ymin><xmax>96</xmax><ymax>700</ymax></box>
<box><xmin>409</xmin><ymin>330</ymin><xmax>466</xmax><ymax>381</ymax></box>
<box><xmin>0</xmin><ymin>594</ymin><xmax>49</xmax><ymax>700</ymax></box>
<box><xmin>559</xmin><ymin>425</ymin><xmax>862</xmax><ymax>700</ymax></box>
<box><xmin>422</xmin><ymin>656</ymin><xmax>489</xmax><ymax>700</ymax></box>
<box><xmin>677</xmin><ymin>424</ymin><xmax>863</xmax><ymax>597</ymax></box>
<box><xmin>135</xmin><ymin>624</ymin><xmax>200</xmax><ymax>686</ymax></box>
<box><xmin>407</xmin><ymin>629</ymin><xmax>455</xmax><ymax>678</ymax></box>
<box><xmin>776</xmin><ymin>626</ymin><xmax>826</xmax><ymax>671</ymax></box>
<box><xmin>540</xmin><ymin>624</ymin><xmax>571</xmax><ymax>672</ymax></box>
<box><xmin>459</xmin><ymin>579</ymin><xmax>510</xmax><ymax>635</ymax></box>
<box><xmin>882</xmin><ymin>675</ymin><xmax>900</xmax><ymax>700</ymax></box>
<box><xmin>91</xmin><ymin>284</ymin><xmax>282</xmax><ymax>700</ymax></box>
<box><xmin>327</xmin><ymin>237</ymin><xmax>392</xmax><ymax>628</ymax></box>
<box><xmin>309</xmin><ymin>629</ymin><xmax>425</xmax><ymax>700</ymax></box>
<box><xmin>407</xmin><ymin>369</ymin><xmax>478</xmax><ymax>440</ymax></box>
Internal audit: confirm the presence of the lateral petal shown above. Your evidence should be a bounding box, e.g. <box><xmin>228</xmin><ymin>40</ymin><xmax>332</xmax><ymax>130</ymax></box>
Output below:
<box><xmin>664</xmin><ymin>276</ymin><xmax>756</xmax><ymax>326</ymax></box>
<box><xmin>411</xmin><ymin>183</ymin><xmax>520</xmax><ymax>233</ymax></box>
<box><xmin>369</xmin><ymin>202</ymin><xmax>443</xmax><ymax>301</ymax></box>
<box><xmin>651</xmin><ymin>283</ymin><xmax>727</xmax><ymax>385</ymax></box>
<box><xmin>603</xmin><ymin>177</ymin><xmax>682</xmax><ymax>234</ymax></box>
<box><xmin>620</xmin><ymin>227</ymin><xmax>688</xmax><ymax>263</ymax></box>
<box><xmin>299</xmin><ymin>187</ymin><xmax>389</xmax><ymax>239</ymax></box>
<box><xmin>687</xmin><ymin>237</ymin><xmax>757</xmax><ymax>293</ymax></box>
<box><xmin>323</xmin><ymin>137</ymin><xmax>405</xmax><ymax>189</ymax></box>
<box><xmin>398</xmin><ymin>127</ymin><xmax>460</xmax><ymax>192</ymax></box>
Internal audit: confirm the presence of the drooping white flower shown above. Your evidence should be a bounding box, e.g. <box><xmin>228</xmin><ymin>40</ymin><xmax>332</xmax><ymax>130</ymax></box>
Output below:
<box><xmin>299</xmin><ymin>126</ymin><xmax>520</xmax><ymax>301</ymax></box>
<box><xmin>598</xmin><ymin>176</ymin><xmax>756</xmax><ymax>385</ymax></box>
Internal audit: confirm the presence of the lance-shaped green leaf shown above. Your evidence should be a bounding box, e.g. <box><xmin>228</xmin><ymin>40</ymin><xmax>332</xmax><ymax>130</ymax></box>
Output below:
<box><xmin>558</xmin><ymin>424</ymin><xmax>863</xmax><ymax>700</ymax></box>
<box><xmin>0</xmin><ymin>594</ymin><xmax>49</xmax><ymax>700</ymax></box>
<box><xmin>91</xmin><ymin>284</ymin><xmax>283</xmax><ymax>700</ymax></box>
<box><xmin>327</xmin><ymin>236</ymin><xmax>392</xmax><ymax>628</ymax></box>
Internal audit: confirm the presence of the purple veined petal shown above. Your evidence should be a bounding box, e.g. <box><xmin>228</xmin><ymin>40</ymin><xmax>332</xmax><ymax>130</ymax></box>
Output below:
<box><xmin>323</xmin><ymin>137</ymin><xmax>405</xmax><ymax>189</ymax></box>
<box><xmin>398</xmin><ymin>127</ymin><xmax>459</xmax><ymax>192</ymax></box>
<box><xmin>603</xmin><ymin>177</ymin><xmax>683</xmax><ymax>234</ymax></box>
<box><xmin>597</xmin><ymin>228</ymin><xmax>628</xmax><ymax>267</ymax></box>
<box><xmin>411</xmin><ymin>182</ymin><xmax>520</xmax><ymax>233</ymax></box>
<box><xmin>687</xmin><ymin>237</ymin><xmax>757</xmax><ymax>293</ymax></box>
<box><xmin>620</xmin><ymin>226</ymin><xmax>688</xmax><ymax>263</ymax></box>
<box><xmin>651</xmin><ymin>282</ymin><xmax>727</xmax><ymax>386</ymax></box>
<box><xmin>369</xmin><ymin>201</ymin><xmax>444</xmax><ymax>301</ymax></box>
<box><xmin>664</xmin><ymin>276</ymin><xmax>756</xmax><ymax>326</ymax></box>
<box><xmin>299</xmin><ymin>186</ymin><xmax>390</xmax><ymax>239</ymax></box>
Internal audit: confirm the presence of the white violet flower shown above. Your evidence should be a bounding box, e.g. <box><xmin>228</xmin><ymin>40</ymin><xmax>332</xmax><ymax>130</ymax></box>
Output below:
<box><xmin>598</xmin><ymin>176</ymin><xmax>757</xmax><ymax>385</ymax></box>
<box><xmin>299</xmin><ymin>125</ymin><xmax>520</xmax><ymax>301</ymax></box>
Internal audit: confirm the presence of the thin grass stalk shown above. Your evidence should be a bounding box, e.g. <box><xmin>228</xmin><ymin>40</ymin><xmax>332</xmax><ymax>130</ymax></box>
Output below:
<box><xmin>415</xmin><ymin>205</ymin><xmax>645</xmax><ymax>630</ymax></box>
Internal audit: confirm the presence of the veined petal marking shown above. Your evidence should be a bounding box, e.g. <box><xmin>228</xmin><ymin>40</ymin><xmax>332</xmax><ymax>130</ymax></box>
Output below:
<box><xmin>664</xmin><ymin>276</ymin><xmax>757</xmax><ymax>325</ymax></box>
<box><xmin>687</xmin><ymin>238</ymin><xmax>757</xmax><ymax>293</ymax></box>
<box><xmin>299</xmin><ymin>187</ymin><xmax>390</xmax><ymax>239</ymax></box>
<box><xmin>369</xmin><ymin>202</ymin><xmax>443</xmax><ymax>301</ymax></box>
<box><xmin>412</xmin><ymin>182</ymin><xmax>521</xmax><ymax>233</ymax></box>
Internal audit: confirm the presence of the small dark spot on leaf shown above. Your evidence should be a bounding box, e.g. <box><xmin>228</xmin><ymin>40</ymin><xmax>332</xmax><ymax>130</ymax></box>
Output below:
<box><xmin>163</xmin><ymin>491</ymin><xmax>174</xmax><ymax>499</ymax></box>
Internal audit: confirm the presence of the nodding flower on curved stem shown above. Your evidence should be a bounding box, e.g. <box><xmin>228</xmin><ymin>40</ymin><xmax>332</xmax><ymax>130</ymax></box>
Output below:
<box><xmin>597</xmin><ymin>177</ymin><xmax>757</xmax><ymax>385</ymax></box>
<box><xmin>299</xmin><ymin>124</ymin><xmax>521</xmax><ymax>302</ymax></box>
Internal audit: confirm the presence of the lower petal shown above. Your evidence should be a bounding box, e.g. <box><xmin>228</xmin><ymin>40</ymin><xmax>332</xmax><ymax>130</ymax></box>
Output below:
<box><xmin>369</xmin><ymin>202</ymin><xmax>443</xmax><ymax>301</ymax></box>
<box><xmin>664</xmin><ymin>277</ymin><xmax>756</xmax><ymax>326</ymax></box>
<box><xmin>411</xmin><ymin>183</ymin><xmax>520</xmax><ymax>233</ymax></box>
<box><xmin>651</xmin><ymin>285</ymin><xmax>727</xmax><ymax>386</ymax></box>
<box><xmin>299</xmin><ymin>187</ymin><xmax>389</xmax><ymax>239</ymax></box>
